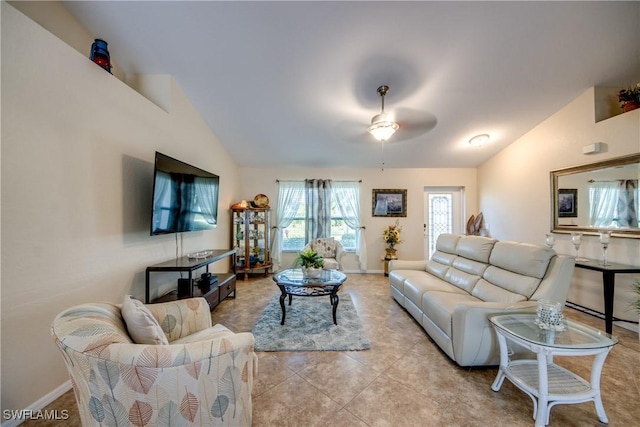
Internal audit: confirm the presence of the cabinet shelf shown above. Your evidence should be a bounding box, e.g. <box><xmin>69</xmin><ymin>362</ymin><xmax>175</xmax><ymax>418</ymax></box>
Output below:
<box><xmin>145</xmin><ymin>249</ymin><xmax>236</xmax><ymax>310</ymax></box>
<box><xmin>231</xmin><ymin>207</ymin><xmax>271</xmax><ymax>281</ymax></box>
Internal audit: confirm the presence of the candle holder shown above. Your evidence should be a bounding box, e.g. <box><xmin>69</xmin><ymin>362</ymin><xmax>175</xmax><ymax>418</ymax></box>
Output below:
<box><xmin>598</xmin><ymin>230</ymin><xmax>612</xmax><ymax>266</ymax></box>
<box><xmin>534</xmin><ymin>299</ymin><xmax>566</xmax><ymax>331</ymax></box>
<box><xmin>571</xmin><ymin>232</ymin><xmax>588</xmax><ymax>262</ymax></box>
<box><xmin>545</xmin><ymin>233</ymin><xmax>555</xmax><ymax>249</ymax></box>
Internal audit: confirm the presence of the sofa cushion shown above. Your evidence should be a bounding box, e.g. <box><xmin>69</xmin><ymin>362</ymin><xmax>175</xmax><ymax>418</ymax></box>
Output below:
<box><xmin>389</xmin><ymin>269</ymin><xmax>432</xmax><ymax>294</ymax></box>
<box><xmin>404</xmin><ymin>276</ymin><xmax>467</xmax><ymax>309</ymax></box>
<box><xmin>431</xmin><ymin>251</ymin><xmax>457</xmax><ymax>266</ymax></box>
<box><xmin>483</xmin><ymin>265</ymin><xmax>541</xmax><ymax>299</ymax></box>
<box><xmin>471</xmin><ymin>279</ymin><xmax>527</xmax><ymax>304</ymax></box>
<box><xmin>421</xmin><ymin>291</ymin><xmax>482</xmax><ymax>336</ymax></box>
<box><xmin>444</xmin><ymin>268</ymin><xmax>481</xmax><ymax>294</ymax></box>
<box><xmin>456</xmin><ymin>236</ymin><xmax>496</xmax><ymax>263</ymax></box>
<box><xmin>172</xmin><ymin>323</ymin><xmax>233</xmax><ymax>344</ymax></box>
<box><xmin>121</xmin><ymin>295</ymin><xmax>169</xmax><ymax>345</ymax></box>
<box><xmin>426</xmin><ymin>259</ymin><xmax>450</xmax><ymax>279</ymax></box>
<box><xmin>489</xmin><ymin>241</ymin><xmax>554</xmax><ymax>279</ymax></box>
<box><xmin>436</xmin><ymin>233</ymin><xmax>461</xmax><ymax>253</ymax></box>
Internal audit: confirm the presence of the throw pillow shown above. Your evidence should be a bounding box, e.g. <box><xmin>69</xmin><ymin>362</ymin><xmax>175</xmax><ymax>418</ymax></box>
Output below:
<box><xmin>314</xmin><ymin>237</ymin><xmax>337</xmax><ymax>258</ymax></box>
<box><xmin>121</xmin><ymin>295</ymin><xmax>169</xmax><ymax>345</ymax></box>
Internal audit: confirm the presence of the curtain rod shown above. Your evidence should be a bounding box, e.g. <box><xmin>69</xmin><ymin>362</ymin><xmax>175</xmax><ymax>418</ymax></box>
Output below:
<box><xmin>276</xmin><ymin>179</ymin><xmax>362</xmax><ymax>183</ymax></box>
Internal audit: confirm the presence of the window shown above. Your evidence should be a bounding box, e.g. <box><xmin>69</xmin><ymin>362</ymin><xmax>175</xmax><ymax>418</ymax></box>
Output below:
<box><xmin>281</xmin><ymin>194</ymin><xmax>356</xmax><ymax>251</ymax></box>
<box><xmin>589</xmin><ymin>180</ymin><xmax>639</xmax><ymax>228</ymax></box>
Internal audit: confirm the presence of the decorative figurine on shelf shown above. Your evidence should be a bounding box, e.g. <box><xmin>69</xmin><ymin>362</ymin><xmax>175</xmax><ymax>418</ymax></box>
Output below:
<box><xmin>383</xmin><ymin>219</ymin><xmax>402</xmax><ymax>260</ymax></box>
<box><xmin>89</xmin><ymin>38</ymin><xmax>112</xmax><ymax>73</ymax></box>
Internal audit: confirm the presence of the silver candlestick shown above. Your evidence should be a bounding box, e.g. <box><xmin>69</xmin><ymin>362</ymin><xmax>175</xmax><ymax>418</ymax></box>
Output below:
<box><xmin>571</xmin><ymin>232</ymin><xmax>588</xmax><ymax>262</ymax></box>
<box><xmin>598</xmin><ymin>230</ymin><xmax>612</xmax><ymax>266</ymax></box>
<box><xmin>545</xmin><ymin>233</ymin><xmax>556</xmax><ymax>249</ymax></box>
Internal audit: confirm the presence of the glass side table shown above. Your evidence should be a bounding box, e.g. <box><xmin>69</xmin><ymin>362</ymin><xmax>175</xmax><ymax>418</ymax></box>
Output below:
<box><xmin>272</xmin><ymin>268</ymin><xmax>347</xmax><ymax>325</ymax></box>
<box><xmin>489</xmin><ymin>313</ymin><xmax>618</xmax><ymax>427</ymax></box>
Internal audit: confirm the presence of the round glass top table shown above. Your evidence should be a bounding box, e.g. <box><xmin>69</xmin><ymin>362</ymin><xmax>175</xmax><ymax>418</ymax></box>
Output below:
<box><xmin>489</xmin><ymin>313</ymin><xmax>618</xmax><ymax>427</ymax></box>
<box><xmin>271</xmin><ymin>268</ymin><xmax>347</xmax><ymax>325</ymax></box>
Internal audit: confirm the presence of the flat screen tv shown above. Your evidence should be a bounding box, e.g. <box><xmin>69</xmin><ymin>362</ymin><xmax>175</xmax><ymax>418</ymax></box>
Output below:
<box><xmin>150</xmin><ymin>152</ymin><xmax>219</xmax><ymax>235</ymax></box>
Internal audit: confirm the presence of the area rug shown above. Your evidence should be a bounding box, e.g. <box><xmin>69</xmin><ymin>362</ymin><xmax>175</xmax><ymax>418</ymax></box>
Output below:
<box><xmin>251</xmin><ymin>293</ymin><xmax>371</xmax><ymax>351</ymax></box>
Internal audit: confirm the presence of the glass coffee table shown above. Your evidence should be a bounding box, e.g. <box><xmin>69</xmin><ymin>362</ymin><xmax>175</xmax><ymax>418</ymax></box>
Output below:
<box><xmin>489</xmin><ymin>313</ymin><xmax>618</xmax><ymax>427</ymax></box>
<box><xmin>272</xmin><ymin>268</ymin><xmax>347</xmax><ymax>325</ymax></box>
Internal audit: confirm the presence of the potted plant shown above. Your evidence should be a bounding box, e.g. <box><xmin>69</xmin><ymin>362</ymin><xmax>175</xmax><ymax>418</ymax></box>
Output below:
<box><xmin>293</xmin><ymin>248</ymin><xmax>325</xmax><ymax>278</ymax></box>
<box><xmin>632</xmin><ymin>279</ymin><xmax>640</xmax><ymax>341</ymax></box>
<box><xmin>618</xmin><ymin>83</ymin><xmax>640</xmax><ymax>112</ymax></box>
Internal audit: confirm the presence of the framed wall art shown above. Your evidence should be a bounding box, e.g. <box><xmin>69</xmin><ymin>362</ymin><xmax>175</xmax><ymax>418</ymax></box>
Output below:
<box><xmin>558</xmin><ymin>188</ymin><xmax>577</xmax><ymax>218</ymax></box>
<box><xmin>372</xmin><ymin>189</ymin><xmax>407</xmax><ymax>217</ymax></box>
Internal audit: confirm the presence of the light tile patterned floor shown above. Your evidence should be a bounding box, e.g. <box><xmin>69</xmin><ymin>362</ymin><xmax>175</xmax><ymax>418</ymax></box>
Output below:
<box><xmin>32</xmin><ymin>273</ymin><xmax>639</xmax><ymax>426</ymax></box>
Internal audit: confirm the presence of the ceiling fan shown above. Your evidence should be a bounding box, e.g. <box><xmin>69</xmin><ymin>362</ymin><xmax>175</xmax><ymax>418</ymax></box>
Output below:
<box><xmin>336</xmin><ymin>84</ymin><xmax>438</xmax><ymax>145</ymax></box>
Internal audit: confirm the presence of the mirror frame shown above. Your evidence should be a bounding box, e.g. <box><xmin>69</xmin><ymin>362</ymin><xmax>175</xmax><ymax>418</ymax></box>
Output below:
<box><xmin>550</xmin><ymin>153</ymin><xmax>640</xmax><ymax>238</ymax></box>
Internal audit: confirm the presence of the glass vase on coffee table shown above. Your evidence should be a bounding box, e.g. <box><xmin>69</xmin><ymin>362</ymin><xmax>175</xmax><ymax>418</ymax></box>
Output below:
<box><xmin>571</xmin><ymin>232</ymin><xmax>589</xmax><ymax>262</ymax></box>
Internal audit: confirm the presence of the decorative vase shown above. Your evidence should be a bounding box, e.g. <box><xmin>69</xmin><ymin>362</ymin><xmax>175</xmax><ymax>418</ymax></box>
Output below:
<box><xmin>384</xmin><ymin>248</ymin><xmax>398</xmax><ymax>260</ymax></box>
<box><xmin>622</xmin><ymin>101</ymin><xmax>640</xmax><ymax>113</ymax></box>
<box><xmin>302</xmin><ymin>267</ymin><xmax>323</xmax><ymax>279</ymax></box>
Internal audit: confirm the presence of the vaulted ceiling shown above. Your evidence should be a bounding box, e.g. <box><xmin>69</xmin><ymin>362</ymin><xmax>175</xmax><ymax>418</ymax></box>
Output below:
<box><xmin>61</xmin><ymin>1</ymin><xmax>640</xmax><ymax>168</ymax></box>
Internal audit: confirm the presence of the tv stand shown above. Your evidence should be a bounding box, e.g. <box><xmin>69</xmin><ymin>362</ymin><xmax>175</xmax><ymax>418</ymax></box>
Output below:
<box><xmin>145</xmin><ymin>249</ymin><xmax>236</xmax><ymax>311</ymax></box>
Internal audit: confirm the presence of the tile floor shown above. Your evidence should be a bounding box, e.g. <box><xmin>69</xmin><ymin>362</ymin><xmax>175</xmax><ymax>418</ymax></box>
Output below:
<box><xmin>31</xmin><ymin>273</ymin><xmax>639</xmax><ymax>426</ymax></box>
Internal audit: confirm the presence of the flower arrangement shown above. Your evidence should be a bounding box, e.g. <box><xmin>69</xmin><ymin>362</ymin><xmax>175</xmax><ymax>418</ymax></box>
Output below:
<box><xmin>382</xmin><ymin>219</ymin><xmax>402</xmax><ymax>249</ymax></box>
<box><xmin>618</xmin><ymin>83</ymin><xmax>640</xmax><ymax>110</ymax></box>
<box><xmin>632</xmin><ymin>279</ymin><xmax>640</xmax><ymax>315</ymax></box>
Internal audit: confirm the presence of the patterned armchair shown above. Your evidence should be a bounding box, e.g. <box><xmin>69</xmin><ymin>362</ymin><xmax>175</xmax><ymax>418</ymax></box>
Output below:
<box><xmin>51</xmin><ymin>297</ymin><xmax>257</xmax><ymax>426</ymax></box>
<box><xmin>302</xmin><ymin>237</ymin><xmax>345</xmax><ymax>270</ymax></box>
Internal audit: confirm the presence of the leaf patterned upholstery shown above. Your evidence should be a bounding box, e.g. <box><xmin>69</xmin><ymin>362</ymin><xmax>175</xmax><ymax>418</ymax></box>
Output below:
<box><xmin>52</xmin><ymin>298</ymin><xmax>257</xmax><ymax>426</ymax></box>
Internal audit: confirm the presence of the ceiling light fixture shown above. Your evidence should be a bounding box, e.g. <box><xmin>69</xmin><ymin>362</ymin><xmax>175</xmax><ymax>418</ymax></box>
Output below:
<box><xmin>469</xmin><ymin>134</ymin><xmax>490</xmax><ymax>147</ymax></box>
<box><xmin>368</xmin><ymin>85</ymin><xmax>399</xmax><ymax>142</ymax></box>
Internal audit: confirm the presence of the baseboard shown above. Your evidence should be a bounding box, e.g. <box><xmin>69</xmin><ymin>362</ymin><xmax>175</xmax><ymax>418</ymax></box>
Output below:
<box><xmin>1</xmin><ymin>381</ymin><xmax>72</xmax><ymax>427</ymax></box>
<box><xmin>342</xmin><ymin>269</ymin><xmax>385</xmax><ymax>274</ymax></box>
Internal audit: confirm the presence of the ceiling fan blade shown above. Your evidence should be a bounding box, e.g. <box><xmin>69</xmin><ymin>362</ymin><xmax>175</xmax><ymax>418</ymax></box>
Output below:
<box><xmin>334</xmin><ymin>120</ymin><xmax>371</xmax><ymax>144</ymax></box>
<box><xmin>391</xmin><ymin>107</ymin><xmax>438</xmax><ymax>142</ymax></box>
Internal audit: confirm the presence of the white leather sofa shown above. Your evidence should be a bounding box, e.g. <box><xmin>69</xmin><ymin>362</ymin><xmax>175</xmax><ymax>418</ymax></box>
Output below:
<box><xmin>389</xmin><ymin>233</ymin><xmax>575</xmax><ymax>366</ymax></box>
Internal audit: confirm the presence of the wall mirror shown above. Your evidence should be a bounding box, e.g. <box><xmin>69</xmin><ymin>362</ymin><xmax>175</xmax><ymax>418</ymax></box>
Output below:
<box><xmin>551</xmin><ymin>153</ymin><xmax>640</xmax><ymax>238</ymax></box>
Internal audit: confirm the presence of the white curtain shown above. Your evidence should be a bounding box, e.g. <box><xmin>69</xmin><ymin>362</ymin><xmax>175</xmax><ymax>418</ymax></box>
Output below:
<box><xmin>272</xmin><ymin>181</ymin><xmax>305</xmax><ymax>270</ymax></box>
<box><xmin>589</xmin><ymin>182</ymin><xmax>620</xmax><ymax>227</ymax></box>
<box><xmin>152</xmin><ymin>171</ymin><xmax>173</xmax><ymax>232</ymax></box>
<box><xmin>194</xmin><ymin>176</ymin><xmax>218</xmax><ymax>225</ymax></box>
<box><xmin>333</xmin><ymin>181</ymin><xmax>367</xmax><ymax>271</ymax></box>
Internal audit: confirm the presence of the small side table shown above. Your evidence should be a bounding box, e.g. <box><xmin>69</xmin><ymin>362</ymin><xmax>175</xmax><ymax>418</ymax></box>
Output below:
<box><xmin>489</xmin><ymin>314</ymin><xmax>617</xmax><ymax>427</ymax></box>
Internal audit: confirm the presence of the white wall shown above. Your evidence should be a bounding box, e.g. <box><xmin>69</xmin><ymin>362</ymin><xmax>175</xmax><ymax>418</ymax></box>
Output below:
<box><xmin>478</xmin><ymin>88</ymin><xmax>640</xmax><ymax>323</ymax></box>
<box><xmin>239</xmin><ymin>167</ymin><xmax>478</xmax><ymax>271</ymax></box>
<box><xmin>1</xmin><ymin>3</ymin><xmax>240</xmax><ymax>414</ymax></box>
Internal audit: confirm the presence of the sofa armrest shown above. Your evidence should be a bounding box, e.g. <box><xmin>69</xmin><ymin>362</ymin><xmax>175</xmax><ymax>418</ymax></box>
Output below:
<box><xmin>388</xmin><ymin>259</ymin><xmax>427</xmax><ymax>271</ymax></box>
<box><xmin>105</xmin><ymin>331</ymin><xmax>256</xmax><ymax>366</ymax></box>
<box><xmin>451</xmin><ymin>301</ymin><xmax>537</xmax><ymax>366</ymax></box>
<box><xmin>145</xmin><ymin>297</ymin><xmax>212</xmax><ymax>342</ymax></box>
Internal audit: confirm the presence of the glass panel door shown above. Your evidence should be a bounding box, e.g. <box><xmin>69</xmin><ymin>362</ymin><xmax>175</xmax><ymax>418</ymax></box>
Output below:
<box><xmin>424</xmin><ymin>187</ymin><xmax>464</xmax><ymax>258</ymax></box>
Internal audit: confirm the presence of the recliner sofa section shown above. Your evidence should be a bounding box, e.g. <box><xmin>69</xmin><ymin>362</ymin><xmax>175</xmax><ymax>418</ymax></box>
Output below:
<box><xmin>389</xmin><ymin>233</ymin><xmax>575</xmax><ymax>366</ymax></box>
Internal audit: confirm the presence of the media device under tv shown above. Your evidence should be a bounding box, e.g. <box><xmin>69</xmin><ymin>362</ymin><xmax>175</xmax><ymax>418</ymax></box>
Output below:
<box><xmin>150</xmin><ymin>152</ymin><xmax>219</xmax><ymax>235</ymax></box>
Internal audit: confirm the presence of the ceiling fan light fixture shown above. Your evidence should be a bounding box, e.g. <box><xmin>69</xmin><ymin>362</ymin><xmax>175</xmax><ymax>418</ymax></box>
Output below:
<box><xmin>368</xmin><ymin>85</ymin><xmax>399</xmax><ymax>142</ymax></box>
<box><xmin>368</xmin><ymin>112</ymin><xmax>399</xmax><ymax>142</ymax></box>
<box><xmin>469</xmin><ymin>134</ymin><xmax>490</xmax><ymax>147</ymax></box>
